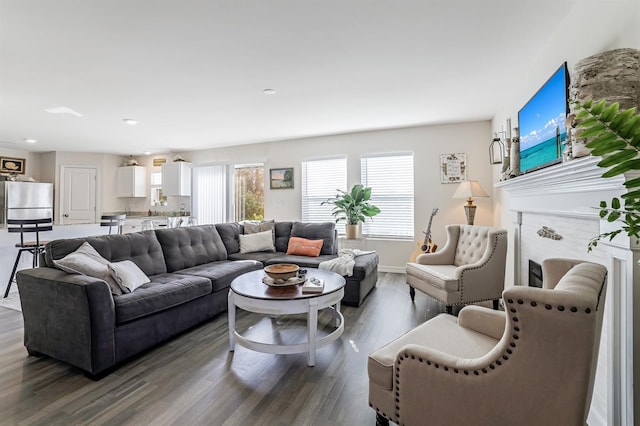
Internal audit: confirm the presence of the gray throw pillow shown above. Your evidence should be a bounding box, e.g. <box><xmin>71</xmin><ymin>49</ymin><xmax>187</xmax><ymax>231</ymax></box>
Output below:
<box><xmin>53</xmin><ymin>242</ymin><xmax>129</xmax><ymax>295</ymax></box>
<box><xmin>243</xmin><ymin>219</ymin><xmax>275</xmax><ymax>243</ymax></box>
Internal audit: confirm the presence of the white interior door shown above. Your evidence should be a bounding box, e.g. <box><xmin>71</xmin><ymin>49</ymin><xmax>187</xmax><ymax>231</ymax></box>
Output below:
<box><xmin>61</xmin><ymin>166</ymin><xmax>97</xmax><ymax>224</ymax></box>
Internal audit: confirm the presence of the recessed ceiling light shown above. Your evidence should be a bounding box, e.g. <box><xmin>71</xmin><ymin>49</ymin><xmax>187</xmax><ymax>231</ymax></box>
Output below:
<box><xmin>263</xmin><ymin>89</ymin><xmax>276</xmax><ymax>95</ymax></box>
<box><xmin>24</xmin><ymin>138</ymin><xmax>37</xmax><ymax>144</ymax></box>
<box><xmin>123</xmin><ymin>118</ymin><xmax>138</xmax><ymax>125</ymax></box>
<box><xmin>143</xmin><ymin>151</ymin><xmax>151</xmax><ymax>155</ymax></box>
<box><xmin>45</xmin><ymin>106</ymin><xmax>83</xmax><ymax>117</ymax></box>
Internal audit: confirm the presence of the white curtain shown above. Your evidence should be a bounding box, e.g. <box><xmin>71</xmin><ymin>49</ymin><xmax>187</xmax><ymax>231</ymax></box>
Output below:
<box><xmin>192</xmin><ymin>164</ymin><xmax>231</xmax><ymax>225</ymax></box>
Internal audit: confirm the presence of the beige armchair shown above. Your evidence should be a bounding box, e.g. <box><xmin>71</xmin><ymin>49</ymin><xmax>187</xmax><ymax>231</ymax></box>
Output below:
<box><xmin>369</xmin><ymin>258</ymin><xmax>607</xmax><ymax>426</ymax></box>
<box><xmin>406</xmin><ymin>224</ymin><xmax>508</xmax><ymax>314</ymax></box>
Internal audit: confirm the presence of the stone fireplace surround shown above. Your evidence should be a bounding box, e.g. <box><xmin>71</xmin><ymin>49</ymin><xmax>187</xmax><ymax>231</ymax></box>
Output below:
<box><xmin>497</xmin><ymin>156</ymin><xmax>637</xmax><ymax>425</ymax></box>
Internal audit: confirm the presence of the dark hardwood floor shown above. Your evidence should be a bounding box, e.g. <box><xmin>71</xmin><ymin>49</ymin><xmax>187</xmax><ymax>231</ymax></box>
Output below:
<box><xmin>0</xmin><ymin>273</ymin><xmax>447</xmax><ymax>426</ymax></box>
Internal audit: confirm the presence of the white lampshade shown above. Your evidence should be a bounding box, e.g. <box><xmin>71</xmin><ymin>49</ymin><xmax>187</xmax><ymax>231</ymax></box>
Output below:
<box><xmin>452</xmin><ymin>181</ymin><xmax>489</xmax><ymax>203</ymax></box>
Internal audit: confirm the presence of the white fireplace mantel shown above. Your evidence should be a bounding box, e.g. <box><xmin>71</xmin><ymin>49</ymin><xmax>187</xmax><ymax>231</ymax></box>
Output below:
<box><xmin>496</xmin><ymin>156</ymin><xmax>626</xmax><ymax>219</ymax></box>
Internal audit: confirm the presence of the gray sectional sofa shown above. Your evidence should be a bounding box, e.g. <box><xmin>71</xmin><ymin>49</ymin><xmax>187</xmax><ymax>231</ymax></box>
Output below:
<box><xmin>16</xmin><ymin>221</ymin><xmax>378</xmax><ymax>377</ymax></box>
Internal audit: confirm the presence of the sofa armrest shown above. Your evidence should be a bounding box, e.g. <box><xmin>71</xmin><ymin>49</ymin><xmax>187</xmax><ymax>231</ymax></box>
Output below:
<box><xmin>457</xmin><ymin>305</ymin><xmax>506</xmax><ymax>340</ymax></box>
<box><xmin>17</xmin><ymin>267</ymin><xmax>117</xmax><ymax>375</ymax></box>
<box><xmin>415</xmin><ymin>225</ymin><xmax>459</xmax><ymax>265</ymax></box>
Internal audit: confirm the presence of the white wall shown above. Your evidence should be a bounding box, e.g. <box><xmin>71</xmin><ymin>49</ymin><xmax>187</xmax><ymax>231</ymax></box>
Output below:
<box><xmin>177</xmin><ymin>120</ymin><xmax>493</xmax><ymax>270</ymax></box>
<box><xmin>491</xmin><ymin>0</ymin><xmax>640</xmax><ymax>285</ymax></box>
<box><xmin>0</xmin><ymin>147</ymin><xmax>43</xmax><ymax>181</ymax></box>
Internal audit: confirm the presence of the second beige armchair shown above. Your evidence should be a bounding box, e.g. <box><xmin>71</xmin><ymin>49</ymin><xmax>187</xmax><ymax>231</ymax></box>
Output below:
<box><xmin>406</xmin><ymin>224</ymin><xmax>508</xmax><ymax>314</ymax></box>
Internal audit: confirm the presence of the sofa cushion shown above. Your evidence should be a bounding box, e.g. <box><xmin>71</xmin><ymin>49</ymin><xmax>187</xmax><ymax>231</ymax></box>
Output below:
<box><xmin>286</xmin><ymin>236</ymin><xmax>323</xmax><ymax>257</ymax></box>
<box><xmin>175</xmin><ymin>259</ymin><xmax>262</xmax><ymax>292</ymax></box>
<box><xmin>351</xmin><ymin>252</ymin><xmax>380</xmax><ymax>281</ymax></box>
<box><xmin>155</xmin><ymin>225</ymin><xmax>228</xmax><ymax>272</ymax></box>
<box><xmin>239</xmin><ymin>230</ymin><xmax>275</xmax><ymax>253</ymax></box>
<box><xmin>291</xmin><ymin>222</ymin><xmax>335</xmax><ymax>255</ymax></box>
<box><xmin>368</xmin><ymin>314</ymin><xmax>497</xmax><ymax>391</ymax></box>
<box><xmin>114</xmin><ymin>273</ymin><xmax>212</xmax><ymax>324</ymax></box>
<box><xmin>109</xmin><ymin>260</ymin><xmax>150</xmax><ymax>292</ymax></box>
<box><xmin>274</xmin><ymin>222</ymin><xmax>293</xmax><ymax>253</ymax></box>
<box><xmin>215</xmin><ymin>222</ymin><xmax>242</xmax><ymax>254</ymax></box>
<box><xmin>406</xmin><ymin>263</ymin><xmax>460</xmax><ymax>292</ymax></box>
<box><xmin>228</xmin><ymin>251</ymin><xmax>284</xmax><ymax>265</ymax></box>
<box><xmin>45</xmin><ymin>231</ymin><xmax>168</xmax><ymax>277</ymax></box>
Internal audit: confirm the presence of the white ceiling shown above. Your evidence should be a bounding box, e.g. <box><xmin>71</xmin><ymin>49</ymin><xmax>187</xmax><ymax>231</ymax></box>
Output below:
<box><xmin>0</xmin><ymin>0</ymin><xmax>579</xmax><ymax>155</ymax></box>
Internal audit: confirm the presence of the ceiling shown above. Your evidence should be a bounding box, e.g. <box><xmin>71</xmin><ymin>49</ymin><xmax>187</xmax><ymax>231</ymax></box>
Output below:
<box><xmin>0</xmin><ymin>0</ymin><xmax>579</xmax><ymax>155</ymax></box>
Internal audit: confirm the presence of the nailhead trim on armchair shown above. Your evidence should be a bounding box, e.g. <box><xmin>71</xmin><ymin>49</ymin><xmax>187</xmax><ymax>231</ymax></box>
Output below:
<box><xmin>392</xmin><ymin>295</ymin><xmax>598</xmax><ymax>424</ymax></box>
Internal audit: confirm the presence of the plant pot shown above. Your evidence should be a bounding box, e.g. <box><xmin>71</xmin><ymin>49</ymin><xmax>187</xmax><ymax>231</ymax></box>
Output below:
<box><xmin>345</xmin><ymin>223</ymin><xmax>362</xmax><ymax>239</ymax></box>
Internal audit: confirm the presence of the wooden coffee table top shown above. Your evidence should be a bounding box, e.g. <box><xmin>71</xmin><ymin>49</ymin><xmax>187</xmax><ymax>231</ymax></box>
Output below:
<box><xmin>231</xmin><ymin>268</ymin><xmax>345</xmax><ymax>301</ymax></box>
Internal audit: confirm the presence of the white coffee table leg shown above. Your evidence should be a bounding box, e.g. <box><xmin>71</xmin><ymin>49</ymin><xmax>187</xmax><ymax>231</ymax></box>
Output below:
<box><xmin>334</xmin><ymin>301</ymin><xmax>341</xmax><ymax>327</ymax></box>
<box><xmin>228</xmin><ymin>290</ymin><xmax>236</xmax><ymax>351</ymax></box>
<box><xmin>308</xmin><ymin>299</ymin><xmax>318</xmax><ymax>366</ymax></box>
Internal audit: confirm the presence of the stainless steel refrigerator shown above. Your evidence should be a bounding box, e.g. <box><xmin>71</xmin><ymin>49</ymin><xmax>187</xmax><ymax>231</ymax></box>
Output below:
<box><xmin>0</xmin><ymin>181</ymin><xmax>54</xmax><ymax>228</ymax></box>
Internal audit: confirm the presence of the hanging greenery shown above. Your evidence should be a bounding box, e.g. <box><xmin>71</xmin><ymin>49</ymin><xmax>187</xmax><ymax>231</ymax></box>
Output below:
<box><xmin>572</xmin><ymin>99</ymin><xmax>640</xmax><ymax>251</ymax></box>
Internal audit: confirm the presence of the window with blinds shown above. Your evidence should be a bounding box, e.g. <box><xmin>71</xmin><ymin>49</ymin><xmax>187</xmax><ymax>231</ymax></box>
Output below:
<box><xmin>301</xmin><ymin>157</ymin><xmax>347</xmax><ymax>223</ymax></box>
<box><xmin>361</xmin><ymin>153</ymin><xmax>414</xmax><ymax>238</ymax></box>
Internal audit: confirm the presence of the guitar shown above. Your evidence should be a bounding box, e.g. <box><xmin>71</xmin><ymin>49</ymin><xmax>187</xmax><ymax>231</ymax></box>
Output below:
<box><xmin>409</xmin><ymin>208</ymin><xmax>438</xmax><ymax>262</ymax></box>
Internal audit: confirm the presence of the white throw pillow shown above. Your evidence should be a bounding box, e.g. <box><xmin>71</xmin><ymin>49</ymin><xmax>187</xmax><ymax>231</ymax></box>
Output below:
<box><xmin>53</xmin><ymin>242</ymin><xmax>128</xmax><ymax>295</ymax></box>
<box><xmin>239</xmin><ymin>229</ymin><xmax>275</xmax><ymax>253</ymax></box>
<box><xmin>108</xmin><ymin>260</ymin><xmax>150</xmax><ymax>292</ymax></box>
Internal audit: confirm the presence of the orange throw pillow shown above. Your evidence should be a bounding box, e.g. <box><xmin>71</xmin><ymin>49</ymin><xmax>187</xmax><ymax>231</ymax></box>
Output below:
<box><xmin>286</xmin><ymin>237</ymin><xmax>324</xmax><ymax>257</ymax></box>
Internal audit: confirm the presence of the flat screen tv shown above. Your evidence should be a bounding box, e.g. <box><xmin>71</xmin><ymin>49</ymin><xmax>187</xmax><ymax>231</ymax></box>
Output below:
<box><xmin>518</xmin><ymin>62</ymin><xmax>570</xmax><ymax>174</ymax></box>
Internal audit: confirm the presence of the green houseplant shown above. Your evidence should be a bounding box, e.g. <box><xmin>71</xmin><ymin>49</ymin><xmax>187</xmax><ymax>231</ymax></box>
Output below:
<box><xmin>572</xmin><ymin>99</ymin><xmax>640</xmax><ymax>251</ymax></box>
<box><xmin>322</xmin><ymin>184</ymin><xmax>381</xmax><ymax>239</ymax></box>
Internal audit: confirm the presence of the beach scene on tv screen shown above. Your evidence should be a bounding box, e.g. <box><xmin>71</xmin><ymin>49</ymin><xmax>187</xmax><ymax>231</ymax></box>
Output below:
<box><xmin>519</xmin><ymin>66</ymin><xmax>567</xmax><ymax>173</ymax></box>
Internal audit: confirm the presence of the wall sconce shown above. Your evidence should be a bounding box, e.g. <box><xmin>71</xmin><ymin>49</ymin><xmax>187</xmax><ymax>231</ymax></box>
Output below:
<box><xmin>452</xmin><ymin>180</ymin><xmax>489</xmax><ymax>225</ymax></box>
<box><xmin>489</xmin><ymin>131</ymin><xmax>506</xmax><ymax>165</ymax></box>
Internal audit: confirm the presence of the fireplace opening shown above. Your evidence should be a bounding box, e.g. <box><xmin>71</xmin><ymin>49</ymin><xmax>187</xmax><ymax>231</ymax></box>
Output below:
<box><xmin>529</xmin><ymin>260</ymin><xmax>543</xmax><ymax>288</ymax></box>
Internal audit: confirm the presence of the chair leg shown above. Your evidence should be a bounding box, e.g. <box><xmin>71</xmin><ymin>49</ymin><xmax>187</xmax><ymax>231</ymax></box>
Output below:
<box><xmin>446</xmin><ymin>305</ymin><xmax>453</xmax><ymax>315</ymax></box>
<box><xmin>409</xmin><ymin>286</ymin><xmax>415</xmax><ymax>302</ymax></box>
<box><xmin>375</xmin><ymin>413</ymin><xmax>390</xmax><ymax>426</ymax></box>
<box><xmin>493</xmin><ymin>299</ymin><xmax>500</xmax><ymax>310</ymax></box>
<box><xmin>5</xmin><ymin>249</ymin><xmax>24</xmax><ymax>298</ymax></box>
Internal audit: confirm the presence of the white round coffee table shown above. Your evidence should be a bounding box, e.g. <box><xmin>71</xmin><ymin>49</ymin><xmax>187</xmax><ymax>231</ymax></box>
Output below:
<box><xmin>228</xmin><ymin>268</ymin><xmax>345</xmax><ymax>366</ymax></box>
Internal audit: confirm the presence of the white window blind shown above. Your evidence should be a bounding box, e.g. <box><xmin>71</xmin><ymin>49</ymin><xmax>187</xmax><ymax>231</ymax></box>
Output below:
<box><xmin>301</xmin><ymin>157</ymin><xmax>347</xmax><ymax>223</ymax></box>
<box><xmin>361</xmin><ymin>153</ymin><xmax>414</xmax><ymax>238</ymax></box>
<box><xmin>192</xmin><ymin>164</ymin><xmax>230</xmax><ymax>225</ymax></box>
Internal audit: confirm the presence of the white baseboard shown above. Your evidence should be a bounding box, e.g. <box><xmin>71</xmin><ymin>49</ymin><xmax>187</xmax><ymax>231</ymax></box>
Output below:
<box><xmin>378</xmin><ymin>266</ymin><xmax>406</xmax><ymax>274</ymax></box>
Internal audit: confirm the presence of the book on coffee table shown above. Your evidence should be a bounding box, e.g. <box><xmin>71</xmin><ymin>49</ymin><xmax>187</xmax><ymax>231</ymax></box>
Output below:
<box><xmin>302</xmin><ymin>277</ymin><xmax>324</xmax><ymax>293</ymax></box>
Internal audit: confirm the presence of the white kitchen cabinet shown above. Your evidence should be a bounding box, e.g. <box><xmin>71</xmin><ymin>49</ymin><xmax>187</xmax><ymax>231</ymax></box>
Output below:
<box><xmin>162</xmin><ymin>162</ymin><xmax>191</xmax><ymax>196</ymax></box>
<box><xmin>117</xmin><ymin>166</ymin><xmax>147</xmax><ymax>197</ymax></box>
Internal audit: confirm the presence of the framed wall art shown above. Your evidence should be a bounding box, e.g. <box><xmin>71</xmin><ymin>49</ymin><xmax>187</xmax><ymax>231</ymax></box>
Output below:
<box><xmin>0</xmin><ymin>157</ymin><xmax>26</xmax><ymax>175</ymax></box>
<box><xmin>270</xmin><ymin>167</ymin><xmax>294</xmax><ymax>189</ymax></box>
<box><xmin>440</xmin><ymin>153</ymin><xmax>466</xmax><ymax>183</ymax></box>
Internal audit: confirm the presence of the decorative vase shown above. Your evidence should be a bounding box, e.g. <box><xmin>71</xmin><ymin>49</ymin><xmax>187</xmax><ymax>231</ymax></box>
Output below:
<box><xmin>345</xmin><ymin>223</ymin><xmax>362</xmax><ymax>239</ymax></box>
<box><xmin>510</xmin><ymin>127</ymin><xmax>520</xmax><ymax>177</ymax></box>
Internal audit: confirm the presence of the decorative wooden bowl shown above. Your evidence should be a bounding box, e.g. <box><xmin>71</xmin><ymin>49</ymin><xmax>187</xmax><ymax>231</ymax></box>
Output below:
<box><xmin>264</xmin><ymin>263</ymin><xmax>299</xmax><ymax>281</ymax></box>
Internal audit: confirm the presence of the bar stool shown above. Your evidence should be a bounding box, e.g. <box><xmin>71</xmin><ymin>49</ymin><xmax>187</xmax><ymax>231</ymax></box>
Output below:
<box><xmin>100</xmin><ymin>214</ymin><xmax>126</xmax><ymax>234</ymax></box>
<box><xmin>4</xmin><ymin>218</ymin><xmax>53</xmax><ymax>298</ymax></box>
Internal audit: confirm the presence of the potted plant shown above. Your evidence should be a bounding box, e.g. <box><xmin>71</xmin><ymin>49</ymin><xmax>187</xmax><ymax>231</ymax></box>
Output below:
<box><xmin>572</xmin><ymin>99</ymin><xmax>640</xmax><ymax>251</ymax></box>
<box><xmin>322</xmin><ymin>184</ymin><xmax>380</xmax><ymax>239</ymax></box>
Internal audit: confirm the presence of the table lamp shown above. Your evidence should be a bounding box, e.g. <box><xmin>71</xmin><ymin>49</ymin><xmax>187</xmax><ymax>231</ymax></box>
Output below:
<box><xmin>452</xmin><ymin>180</ymin><xmax>489</xmax><ymax>225</ymax></box>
